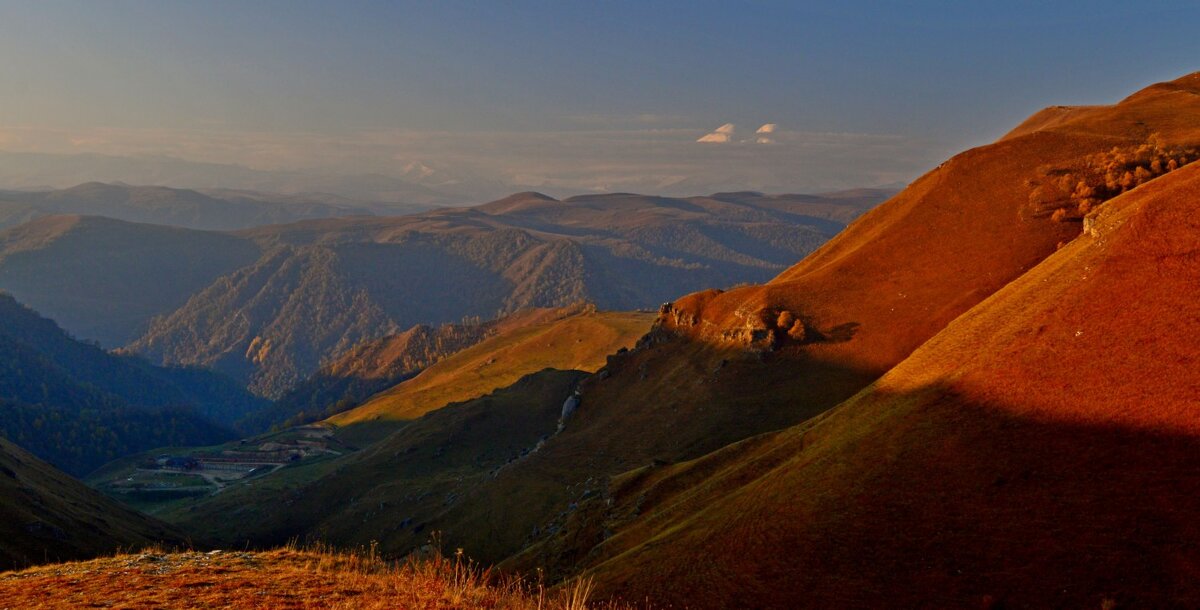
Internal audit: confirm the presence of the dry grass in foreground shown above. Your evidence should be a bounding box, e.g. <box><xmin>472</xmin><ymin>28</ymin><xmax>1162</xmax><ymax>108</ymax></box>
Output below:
<box><xmin>0</xmin><ymin>543</ymin><xmax>633</xmax><ymax>609</ymax></box>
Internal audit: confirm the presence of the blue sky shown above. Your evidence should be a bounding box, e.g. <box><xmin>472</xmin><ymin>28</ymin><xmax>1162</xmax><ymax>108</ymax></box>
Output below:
<box><xmin>1</xmin><ymin>1</ymin><xmax>1198</xmax><ymax>197</ymax></box>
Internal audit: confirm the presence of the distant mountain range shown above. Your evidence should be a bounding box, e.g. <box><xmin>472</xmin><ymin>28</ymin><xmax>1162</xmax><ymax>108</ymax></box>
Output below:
<box><xmin>0</xmin><ymin>187</ymin><xmax>888</xmax><ymax>398</ymax></box>
<box><xmin>0</xmin><ymin>149</ymin><xmax>908</xmax><ymax>206</ymax></box>
<box><xmin>0</xmin><ymin>151</ymin><xmax>473</xmax><ymax>206</ymax></box>
<box><xmin>129</xmin><ymin>189</ymin><xmax>885</xmax><ymax>397</ymax></box>
<box><xmin>0</xmin><ymin>215</ymin><xmax>262</xmax><ymax>346</ymax></box>
<box><xmin>0</xmin><ymin>181</ymin><xmax>437</xmax><ymax>231</ymax></box>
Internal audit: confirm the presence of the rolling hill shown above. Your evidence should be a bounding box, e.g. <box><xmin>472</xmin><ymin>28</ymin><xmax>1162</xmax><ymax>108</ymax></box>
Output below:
<box><xmin>0</xmin><ymin>435</ymin><xmax>181</xmax><ymax>571</ymax></box>
<box><xmin>327</xmin><ymin>308</ymin><xmax>655</xmax><ymax>426</ymax></box>
<box><xmin>556</xmin><ymin>138</ymin><xmax>1200</xmax><ymax>609</ymax></box>
<box><xmin>157</xmin><ymin>73</ymin><xmax>1200</xmax><ymax>605</ymax></box>
<box><xmin>248</xmin><ymin>304</ymin><xmax>605</xmax><ymax>432</ymax></box>
<box><xmin>0</xmin><ymin>294</ymin><xmax>260</xmax><ymax>475</ymax></box>
<box><xmin>412</xmin><ymin>74</ymin><xmax>1195</xmax><ymax>569</ymax></box>
<box><xmin>129</xmin><ymin>189</ymin><xmax>885</xmax><ymax>397</ymax></box>
<box><xmin>168</xmin><ymin>369</ymin><xmax>588</xmax><ymax>550</ymax></box>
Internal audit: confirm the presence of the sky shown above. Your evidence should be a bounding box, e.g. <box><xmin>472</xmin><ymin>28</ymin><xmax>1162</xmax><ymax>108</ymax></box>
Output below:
<box><xmin>1</xmin><ymin>0</ymin><xmax>1198</xmax><ymax>199</ymax></box>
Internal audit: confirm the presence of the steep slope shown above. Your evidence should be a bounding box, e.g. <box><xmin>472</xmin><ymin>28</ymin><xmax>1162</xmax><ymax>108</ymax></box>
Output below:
<box><xmin>164</xmin><ymin>310</ymin><xmax>652</xmax><ymax>546</ymax></box>
<box><xmin>167</xmin><ymin>74</ymin><xmax>1200</xmax><ymax>573</ymax></box>
<box><xmin>0</xmin><ymin>435</ymin><xmax>180</xmax><ymax>570</ymax></box>
<box><xmin>131</xmin><ymin>190</ymin><xmax>879</xmax><ymax>397</ymax></box>
<box><xmin>328</xmin><ymin>309</ymin><xmax>654</xmax><ymax>426</ymax></box>
<box><xmin>0</xmin><ymin>215</ymin><xmax>260</xmax><ymax>346</ymax></box>
<box><xmin>0</xmin><ymin>295</ymin><xmax>256</xmax><ymax>475</ymax></box>
<box><xmin>170</xmin><ymin>370</ymin><xmax>587</xmax><ymax>550</ymax></box>
<box><xmin>0</xmin><ymin>182</ymin><xmax>379</xmax><ymax>231</ymax></box>
<box><xmin>561</xmin><ymin>149</ymin><xmax>1200</xmax><ymax>609</ymax></box>
<box><xmin>131</xmin><ymin>245</ymin><xmax>407</xmax><ymax>396</ymax></box>
<box><xmin>248</xmin><ymin>305</ymin><xmax>596</xmax><ymax>431</ymax></box>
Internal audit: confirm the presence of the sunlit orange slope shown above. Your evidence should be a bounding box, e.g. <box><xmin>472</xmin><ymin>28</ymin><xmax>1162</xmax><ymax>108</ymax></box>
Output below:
<box><xmin>663</xmin><ymin>72</ymin><xmax>1200</xmax><ymax>374</ymax></box>
<box><xmin>488</xmin><ymin>72</ymin><xmax>1200</xmax><ymax>594</ymax></box>
<box><xmin>573</xmin><ymin>147</ymin><xmax>1200</xmax><ymax>608</ymax></box>
<box><xmin>491</xmin><ymin>71</ymin><xmax>1200</xmax><ymax>528</ymax></box>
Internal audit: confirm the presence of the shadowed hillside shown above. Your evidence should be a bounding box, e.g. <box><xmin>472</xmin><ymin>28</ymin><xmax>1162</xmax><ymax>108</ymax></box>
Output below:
<box><xmin>0</xmin><ymin>294</ymin><xmax>260</xmax><ymax>475</ymax></box>
<box><xmin>129</xmin><ymin>189</ymin><xmax>881</xmax><ymax>397</ymax></box>
<box><xmin>0</xmin><ymin>215</ymin><xmax>261</xmax><ymax>346</ymax></box>
<box><xmin>169</xmin><ymin>369</ymin><xmax>588</xmax><ymax>550</ymax></box>
<box><xmin>0</xmin><ymin>435</ymin><xmax>181</xmax><ymax>570</ymax></box>
<box><xmin>163</xmin><ymin>309</ymin><xmax>654</xmax><ymax>543</ymax></box>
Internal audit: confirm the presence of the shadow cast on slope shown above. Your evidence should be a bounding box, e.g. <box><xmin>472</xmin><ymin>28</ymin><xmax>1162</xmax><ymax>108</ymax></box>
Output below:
<box><xmin>580</xmin><ymin>385</ymin><xmax>1200</xmax><ymax>610</ymax></box>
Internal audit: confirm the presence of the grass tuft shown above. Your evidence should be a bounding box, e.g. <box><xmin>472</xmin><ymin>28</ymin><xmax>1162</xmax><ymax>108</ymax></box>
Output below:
<box><xmin>0</xmin><ymin>541</ymin><xmax>639</xmax><ymax>609</ymax></box>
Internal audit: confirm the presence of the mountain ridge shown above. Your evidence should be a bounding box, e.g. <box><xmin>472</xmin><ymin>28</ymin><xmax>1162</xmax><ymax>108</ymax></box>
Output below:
<box><xmin>0</xmin><ymin>181</ymin><xmax>436</xmax><ymax>232</ymax></box>
<box><xmin>126</xmin><ymin>189</ymin><xmax>885</xmax><ymax>397</ymax></box>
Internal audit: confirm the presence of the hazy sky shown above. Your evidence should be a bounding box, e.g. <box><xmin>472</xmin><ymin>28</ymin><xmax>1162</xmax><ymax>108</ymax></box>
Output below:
<box><xmin>2</xmin><ymin>1</ymin><xmax>1199</xmax><ymax>197</ymax></box>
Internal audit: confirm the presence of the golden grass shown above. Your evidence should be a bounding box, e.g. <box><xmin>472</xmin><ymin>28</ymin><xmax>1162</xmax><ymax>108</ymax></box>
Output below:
<box><xmin>328</xmin><ymin>311</ymin><xmax>654</xmax><ymax>425</ymax></box>
<box><xmin>0</xmin><ymin>541</ymin><xmax>632</xmax><ymax>610</ymax></box>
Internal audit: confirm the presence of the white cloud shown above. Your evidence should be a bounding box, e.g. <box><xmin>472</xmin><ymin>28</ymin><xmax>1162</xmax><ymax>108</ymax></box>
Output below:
<box><xmin>752</xmin><ymin>124</ymin><xmax>778</xmax><ymax>144</ymax></box>
<box><xmin>697</xmin><ymin>123</ymin><xmax>735</xmax><ymax>143</ymax></box>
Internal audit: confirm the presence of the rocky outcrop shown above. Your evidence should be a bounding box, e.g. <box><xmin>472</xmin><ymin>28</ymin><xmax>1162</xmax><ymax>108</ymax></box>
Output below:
<box><xmin>652</xmin><ymin>295</ymin><xmax>811</xmax><ymax>353</ymax></box>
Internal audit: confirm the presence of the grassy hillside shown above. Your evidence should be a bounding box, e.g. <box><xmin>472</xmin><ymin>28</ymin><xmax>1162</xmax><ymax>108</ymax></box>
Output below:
<box><xmin>242</xmin><ymin>305</ymin><xmax>589</xmax><ymax>432</ymax></box>
<box><xmin>0</xmin><ymin>546</ymin><xmax>618</xmax><ymax>609</ymax></box>
<box><xmin>128</xmin><ymin>189</ymin><xmax>883</xmax><ymax>397</ymax></box>
<box><xmin>159</xmin><ymin>77</ymin><xmax>1200</xmax><ymax>601</ymax></box>
<box><xmin>0</xmin><ymin>435</ymin><xmax>181</xmax><ymax>571</ymax></box>
<box><xmin>162</xmin><ymin>76</ymin><xmax>1200</xmax><ymax>588</ymax></box>
<box><xmin>164</xmin><ymin>310</ymin><xmax>653</xmax><ymax>546</ymax></box>
<box><xmin>556</xmin><ymin>146</ymin><xmax>1200</xmax><ymax>608</ymax></box>
<box><xmin>168</xmin><ymin>369</ymin><xmax>588</xmax><ymax>550</ymax></box>
<box><xmin>329</xmin><ymin>309</ymin><xmax>655</xmax><ymax>425</ymax></box>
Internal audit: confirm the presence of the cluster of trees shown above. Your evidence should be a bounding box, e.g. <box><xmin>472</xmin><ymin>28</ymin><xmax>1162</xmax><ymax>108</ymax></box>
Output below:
<box><xmin>1030</xmin><ymin>139</ymin><xmax>1196</xmax><ymax>222</ymax></box>
<box><xmin>0</xmin><ymin>400</ymin><xmax>228</xmax><ymax>476</ymax></box>
<box><xmin>0</xmin><ymin>294</ymin><xmax>243</xmax><ymax>475</ymax></box>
